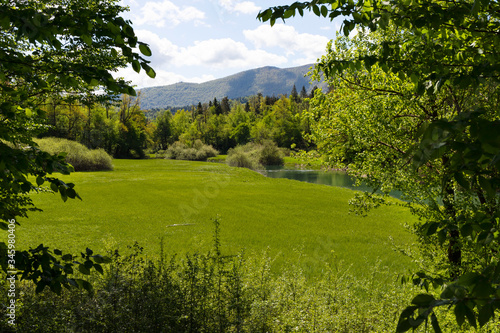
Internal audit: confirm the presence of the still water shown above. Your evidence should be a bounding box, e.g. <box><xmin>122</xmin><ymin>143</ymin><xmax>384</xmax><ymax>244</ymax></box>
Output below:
<box><xmin>259</xmin><ymin>166</ymin><xmax>402</xmax><ymax>199</ymax></box>
<box><xmin>258</xmin><ymin>166</ymin><xmax>367</xmax><ymax>191</ymax></box>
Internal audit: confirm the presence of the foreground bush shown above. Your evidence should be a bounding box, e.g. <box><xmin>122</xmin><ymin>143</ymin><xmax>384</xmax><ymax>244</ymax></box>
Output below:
<box><xmin>1</xmin><ymin>236</ymin><xmax>491</xmax><ymax>332</ymax></box>
<box><xmin>226</xmin><ymin>141</ymin><xmax>284</xmax><ymax>170</ymax></box>
<box><xmin>166</xmin><ymin>140</ymin><xmax>218</xmax><ymax>161</ymax></box>
<box><xmin>35</xmin><ymin>137</ymin><xmax>113</xmax><ymax>171</ymax></box>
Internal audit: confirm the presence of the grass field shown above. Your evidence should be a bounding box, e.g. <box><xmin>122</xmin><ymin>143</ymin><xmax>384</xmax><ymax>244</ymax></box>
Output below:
<box><xmin>18</xmin><ymin>159</ymin><xmax>417</xmax><ymax>278</ymax></box>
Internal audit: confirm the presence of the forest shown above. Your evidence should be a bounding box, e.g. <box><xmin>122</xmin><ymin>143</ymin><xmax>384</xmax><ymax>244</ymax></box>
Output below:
<box><xmin>38</xmin><ymin>86</ymin><xmax>318</xmax><ymax>160</ymax></box>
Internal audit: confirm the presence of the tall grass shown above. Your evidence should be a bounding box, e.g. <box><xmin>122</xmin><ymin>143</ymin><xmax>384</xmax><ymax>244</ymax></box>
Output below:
<box><xmin>166</xmin><ymin>140</ymin><xmax>218</xmax><ymax>161</ymax></box>
<box><xmin>226</xmin><ymin>141</ymin><xmax>284</xmax><ymax>169</ymax></box>
<box><xmin>35</xmin><ymin>137</ymin><xmax>113</xmax><ymax>171</ymax></box>
<box><xmin>0</xmin><ymin>220</ymin><xmax>428</xmax><ymax>333</ymax></box>
<box><xmin>1</xmin><ymin>219</ymin><xmax>486</xmax><ymax>332</ymax></box>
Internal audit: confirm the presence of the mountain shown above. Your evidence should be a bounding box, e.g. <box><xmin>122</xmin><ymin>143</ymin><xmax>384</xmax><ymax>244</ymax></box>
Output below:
<box><xmin>138</xmin><ymin>64</ymin><xmax>325</xmax><ymax>109</ymax></box>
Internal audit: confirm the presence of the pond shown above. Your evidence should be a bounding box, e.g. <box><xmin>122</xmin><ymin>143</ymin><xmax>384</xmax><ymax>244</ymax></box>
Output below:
<box><xmin>259</xmin><ymin>166</ymin><xmax>402</xmax><ymax>199</ymax></box>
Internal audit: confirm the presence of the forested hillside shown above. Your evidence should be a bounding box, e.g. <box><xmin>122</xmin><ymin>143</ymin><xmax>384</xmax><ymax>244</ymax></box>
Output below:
<box><xmin>138</xmin><ymin>64</ymin><xmax>326</xmax><ymax>109</ymax></box>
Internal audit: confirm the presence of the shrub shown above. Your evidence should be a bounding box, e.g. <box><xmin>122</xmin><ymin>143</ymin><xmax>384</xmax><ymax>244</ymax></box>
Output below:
<box><xmin>226</xmin><ymin>141</ymin><xmax>284</xmax><ymax>170</ymax></box>
<box><xmin>258</xmin><ymin>140</ymin><xmax>284</xmax><ymax>166</ymax></box>
<box><xmin>226</xmin><ymin>148</ymin><xmax>262</xmax><ymax>169</ymax></box>
<box><xmin>35</xmin><ymin>137</ymin><xmax>113</xmax><ymax>171</ymax></box>
<box><xmin>166</xmin><ymin>140</ymin><xmax>218</xmax><ymax>161</ymax></box>
<box><xmin>0</xmin><ymin>217</ymin><xmax>483</xmax><ymax>333</ymax></box>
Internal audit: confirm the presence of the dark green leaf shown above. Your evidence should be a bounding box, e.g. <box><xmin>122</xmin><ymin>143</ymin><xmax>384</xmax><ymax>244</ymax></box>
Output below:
<box><xmin>455</xmin><ymin>302</ymin><xmax>466</xmax><ymax>327</ymax></box>
<box><xmin>50</xmin><ymin>281</ymin><xmax>62</xmax><ymax>294</ymax></box>
<box><xmin>78</xmin><ymin>264</ymin><xmax>91</xmax><ymax>275</ymax></box>
<box><xmin>411</xmin><ymin>293</ymin><xmax>435</xmax><ymax>306</ymax></box>
<box><xmin>312</xmin><ymin>5</ymin><xmax>320</xmax><ymax>16</ymax></box>
<box><xmin>35</xmin><ymin>281</ymin><xmax>46</xmax><ymax>294</ymax></box>
<box><xmin>478</xmin><ymin>304</ymin><xmax>493</xmax><ymax>327</ymax></box>
<box><xmin>94</xmin><ymin>263</ymin><xmax>103</xmax><ymax>274</ymax></box>
<box><xmin>132</xmin><ymin>60</ymin><xmax>141</xmax><ymax>73</ymax></box>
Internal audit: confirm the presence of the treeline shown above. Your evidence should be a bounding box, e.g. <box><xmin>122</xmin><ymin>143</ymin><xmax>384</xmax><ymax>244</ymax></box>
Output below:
<box><xmin>39</xmin><ymin>85</ymin><xmax>318</xmax><ymax>158</ymax></box>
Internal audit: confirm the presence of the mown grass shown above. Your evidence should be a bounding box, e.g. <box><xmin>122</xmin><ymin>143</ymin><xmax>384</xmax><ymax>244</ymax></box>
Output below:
<box><xmin>18</xmin><ymin>159</ymin><xmax>417</xmax><ymax>279</ymax></box>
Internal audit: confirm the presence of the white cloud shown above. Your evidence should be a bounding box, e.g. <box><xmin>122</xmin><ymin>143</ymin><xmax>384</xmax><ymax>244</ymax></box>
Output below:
<box><xmin>133</xmin><ymin>1</ymin><xmax>206</xmax><ymax>27</ymax></box>
<box><xmin>116</xmin><ymin>67</ymin><xmax>216</xmax><ymax>88</ymax></box>
<box><xmin>218</xmin><ymin>0</ymin><xmax>260</xmax><ymax>14</ymax></box>
<box><xmin>135</xmin><ymin>30</ymin><xmax>287</xmax><ymax>69</ymax></box>
<box><xmin>244</xmin><ymin>24</ymin><xmax>330</xmax><ymax>63</ymax></box>
<box><xmin>176</xmin><ymin>38</ymin><xmax>287</xmax><ymax>68</ymax></box>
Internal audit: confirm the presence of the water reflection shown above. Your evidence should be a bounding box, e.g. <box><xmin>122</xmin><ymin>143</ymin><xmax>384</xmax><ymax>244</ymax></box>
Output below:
<box><xmin>259</xmin><ymin>166</ymin><xmax>401</xmax><ymax>198</ymax></box>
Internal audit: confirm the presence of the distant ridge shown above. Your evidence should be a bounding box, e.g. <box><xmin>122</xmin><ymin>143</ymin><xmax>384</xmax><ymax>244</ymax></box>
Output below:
<box><xmin>138</xmin><ymin>64</ymin><xmax>325</xmax><ymax>109</ymax></box>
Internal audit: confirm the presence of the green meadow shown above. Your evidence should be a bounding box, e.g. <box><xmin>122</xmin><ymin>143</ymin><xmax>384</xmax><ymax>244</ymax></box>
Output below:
<box><xmin>18</xmin><ymin>159</ymin><xmax>417</xmax><ymax>278</ymax></box>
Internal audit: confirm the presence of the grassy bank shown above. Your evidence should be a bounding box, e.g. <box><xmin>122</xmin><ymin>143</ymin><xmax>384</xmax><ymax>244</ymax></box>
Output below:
<box><xmin>19</xmin><ymin>159</ymin><xmax>417</xmax><ymax>279</ymax></box>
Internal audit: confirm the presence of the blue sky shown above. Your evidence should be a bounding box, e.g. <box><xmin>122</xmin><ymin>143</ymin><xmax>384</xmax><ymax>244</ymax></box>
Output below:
<box><xmin>117</xmin><ymin>0</ymin><xmax>343</xmax><ymax>88</ymax></box>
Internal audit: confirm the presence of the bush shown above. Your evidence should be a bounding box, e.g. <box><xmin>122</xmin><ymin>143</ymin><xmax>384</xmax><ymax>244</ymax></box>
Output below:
<box><xmin>35</xmin><ymin>137</ymin><xmax>113</xmax><ymax>171</ymax></box>
<box><xmin>166</xmin><ymin>140</ymin><xmax>218</xmax><ymax>161</ymax></box>
<box><xmin>226</xmin><ymin>141</ymin><xmax>284</xmax><ymax>170</ymax></box>
<box><xmin>0</xmin><ymin>218</ymin><xmax>483</xmax><ymax>333</ymax></box>
<box><xmin>259</xmin><ymin>140</ymin><xmax>284</xmax><ymax>166</ymax></box>
<box><xmin>226</xmin><ymin>148</ymin><xmax>262</xmax><ymax>169</ymax></box>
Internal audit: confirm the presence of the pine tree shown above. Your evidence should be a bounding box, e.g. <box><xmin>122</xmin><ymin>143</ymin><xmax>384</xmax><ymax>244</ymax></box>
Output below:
<box><xmin>290</xmin><ymin>84</ymin><xmax>298</xmax><ymax>101</ymax></box>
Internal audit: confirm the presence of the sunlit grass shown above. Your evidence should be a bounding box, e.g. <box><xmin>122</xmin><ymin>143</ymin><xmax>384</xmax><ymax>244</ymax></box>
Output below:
<box><xmin>18</xmin><ymin>159</ymin><xmax>417</xmax><ymax>278</ymax></box>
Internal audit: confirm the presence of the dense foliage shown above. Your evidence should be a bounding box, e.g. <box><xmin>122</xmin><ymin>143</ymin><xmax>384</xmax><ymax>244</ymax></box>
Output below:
<box><xmin>35</xmin><ymin>138</ymin><xmax>113</xmax><ymax>172</ymax></box>
<box><xmin>0</xmin><ymin>0</ymin><xmax>153</xmax><ymax>295</ymax></box>
<box><xmin>166</xmin><ymin>140</ymin><xmax>218</xmax><ymax>161</ymax></box>
<box><xmin>259</xmin><ymin>0</ymin><xmax>500</xmax><ymax>331</ymax></box>
<box><xmin>0</xmin><ymin>222</ymin><xmax>429</xmax><ymax>333</ymax></box>
<box><xmin>227</xmin><ymin>141</ymin><xmax>285</xmax><ymax>169</ymax></box>
<box><xmin>43</xmin><ymin>90</ymin><xmax>315</xmax><ymax>157</ymax></box>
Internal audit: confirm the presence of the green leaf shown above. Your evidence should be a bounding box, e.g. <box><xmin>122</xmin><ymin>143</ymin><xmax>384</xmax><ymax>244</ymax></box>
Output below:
<box><xmin>132</xmin><ymin>60</ymin><xmax>141</xmax><ymax>73</ymax></box>
<box><xmin>478</xmin><ymin>304</ymin><xmax>493</xmax><ymax>327</ymax></box>
<box><xmin>67</xmin><ymin>188</ymin><xmax>76</xmax><ymax>199</ymax></box>
<box><xmin>431</xmin><ymin>313</ymin><xmax>442</xmax><ymax>333</ymax></box>
<box><xmin>312</xmin><ymin>5</ymin><xmax>320</xmax><ymax>16</ymax></box>
<box><xmin>464</xmin><ymin>303</ymin><xmax>477</xmax><ymax>328</ymax></box>
<box><xmin>460</xmin><ymin>224</ymin><xmax>473</xmax><ymax>237</ymax></box>
<box><xmin>50</xmin><ymin>182</ymin><xmax>59</xmax><ymax>192</ymax></box>
<box><xmin>84</xmin><ymin>260</ymin><xmax>93</xmax><ymax>270</ymax></box>
<box><xmin>36</xmin><ymin>176</ymin><xmax>44</xmax><ymax>186</ymax></box>
<box><xmin>78</xmin><ymin>263</ymin><xmax>91</xmax><ymax>275</ymax></box>
<box><xmin>411</xmin><ymin>293</ymin><xmax>435</xmax><ymax>307</ymax></box>
<box><xmin>139</xmin><ymin>43</ymin><xmax>152</xmax><ymax>57</ymax></box>
<box><xmin>35</xmin><ymin>281</ymin><xmax>46</xmax><ymax>294</ymax></box>
<box><xmin>478</xmin><ymin>176</ymin><xmax>495</xmax><ymax>199</ymax></box>
<box><xmin>426</xmin><ymin>222</ymin><xmax>439</xmax><ymax>236</ymax></box>
<box><xmin>94</xmin><ymin>263</ymin><xmax>104</xmax><ymax>274</ymax></box>
<box><xmin>320</xmin><ymin>5</ymin><xmax>328</xmax><ymax>17</ymax></box>
<box><xmin>92</xmin><ymin>254</ymin><xmax>112</xmax><ymax>264</ymax></box>
<box><xmin>454</xmin><ymin>172</ymin><xmax>469</xmax><ymax>190</ymax></box>
<box><xmin>455</xmin><ymin>302</ymin><xmax>466</xmax><ymax>327</ymax></box>
<box><xmin>50</xmin><ymin>281</ymin><xmax>62</xmax><ymax>295</ymax></box>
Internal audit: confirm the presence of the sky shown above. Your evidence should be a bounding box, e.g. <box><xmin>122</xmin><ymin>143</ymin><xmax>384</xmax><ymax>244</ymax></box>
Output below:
<box><xmin>117</xmin><ymin>0</ymin><xmax>343</xmax><ymax>88</ymax></box>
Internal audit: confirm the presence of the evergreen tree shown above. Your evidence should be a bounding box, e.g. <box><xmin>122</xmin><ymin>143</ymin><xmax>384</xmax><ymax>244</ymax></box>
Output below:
<box><xmin>300</xmin><ymin>85</ymin><xmax>308</xmax><ymax>100</ymax></box>
<box><xmin>221</xmin><ymin>96</ymin><xmax>230</xmax><ymax>114</ymax></box>
<box><xmin>290</xmin><ymin>84</ymin><xmax>298</xmax><ymax>101</ymax></box>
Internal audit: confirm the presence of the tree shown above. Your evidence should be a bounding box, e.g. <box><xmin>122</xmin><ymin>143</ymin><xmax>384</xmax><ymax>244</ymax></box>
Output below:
<box><xmin>221</xmin><ymin>96</ymin><xmax>231</xmax><ymax>115</ymax></box>
<box><xmin>154</xmin><ymin>110</ymin><xmax>173</xmax><ymax>150</ymax></box>
<box><xmin>114</xmin><ymin>94</ymin><xmax>148</xmax><ymax>158</ymax></box>
<box><xmin>290</xmin><ymin>84</ymin><xmax>299</xmax><ymax>101</ymax></box>
<box><xmin>259</xmin><ymin>1</ymin><xmax>500</xmax><ymax>331</ymax></box>
<box><xmin>0</xmin><ymin>0</ymin><xmax>154</xmax><ymax>293</ymax></box>
<box><xmin>300</xmin><ymin>85</ymin><xmax>308</xmax><ymax>100</ymax></box>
